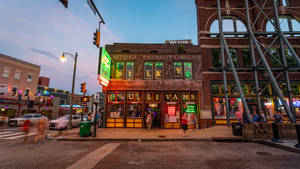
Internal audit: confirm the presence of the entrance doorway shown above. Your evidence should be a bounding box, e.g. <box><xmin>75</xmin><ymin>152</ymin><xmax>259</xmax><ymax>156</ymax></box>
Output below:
<box><xmin>145</xmin><ymin>103</ymin><xmax>161</xmax><ymax>128</ymax></box>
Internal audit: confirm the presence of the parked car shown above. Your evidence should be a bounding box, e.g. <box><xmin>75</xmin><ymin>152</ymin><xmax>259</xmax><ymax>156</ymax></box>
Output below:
<box><xmin>49</xmin><ymin>114</ymin><xmax>81</xmax><ymax>130</ymax></box>
<box><xmin>8</xmin><ymin>114</ymin><xmax>48</xmax><ymax>127</ymax></box>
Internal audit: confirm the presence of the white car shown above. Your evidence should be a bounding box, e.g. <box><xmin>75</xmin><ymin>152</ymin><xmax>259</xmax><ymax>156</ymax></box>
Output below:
<box><xmin>49</xmin><ymin>114</ymin><xmax>81</xmax><ymax>130</ymax></box>
<box><xmin>8</xmin><ymin>114</ymin><xmax>48</xmax><ymax>127</ymax></box>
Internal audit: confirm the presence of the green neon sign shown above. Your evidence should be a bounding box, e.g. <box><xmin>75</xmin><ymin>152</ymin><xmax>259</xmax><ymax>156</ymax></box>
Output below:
<box><xmin>100</xmin><ymin>48</ymin><xmax>111</xmax><ymax>80</ymax></box>
<box><xmin>185</xmin><ymin>104</ymin><xmax>196</xmax><ymax>113</ymax></box>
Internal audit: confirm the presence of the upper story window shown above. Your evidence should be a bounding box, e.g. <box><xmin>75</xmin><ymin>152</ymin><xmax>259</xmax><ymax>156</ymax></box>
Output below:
<box><xmin>27</xmin><ymin>74</ymin><xmax>33</xmax><ymax>82</ymax></box>
<box><xmin>266</xmin><ymin>16</ymin><xmax>300</xmax><ymax>36</ymax></box>
<box><xmin>144</xmin><ymin>62</ymin><xmax>164</xmax><ymax>80</ymax></box>
<box><xmin>242</xmin><ymin>49</ymin><xmax>252</xmax><ymax>67</ymax></box>
<box><xmin>14</xmin><ymin>70</ymin><xmax>21</xmax><ymax>80</ymax></box>
<box><xmin>174</xmin><ymin>62</ymin><xmax>193</xmax><ymax>79</ymax></box>
<box><xmin>126</xmin><ymin>62</ymin><xmax>134</xmax><ymax>79</ymax></box>
<box><xmin>2</xmin><ymin>67</ymin><xmax>10</xmax><ymax>78</ymax></box>
<box><xmin>114</xmin><ymin>62</ymin><xmax>135</xmax><ymax>80</ymax></box>
<box><xmin>212</xmin><ymin>49</ymin><xmax>221</xmax><ymax>67</ymax></box>
<box><xmin>281</xmin><ymin>0</ymin><xmax>289</xmax><ymax>7</ymax></box>
<box><xmin>144</xmin><ymin>62</ymin><xmax>153</xmax><ymax>79</ymax></box>
<box><xmin>115</xmin><ymin>62</ymin><xmax>125</xmax><ymax>79</ymax></box>
<box><xmin>210</xmin><ymin>16</ymin><xmax>247</xmax><ymax>37</ymax></box>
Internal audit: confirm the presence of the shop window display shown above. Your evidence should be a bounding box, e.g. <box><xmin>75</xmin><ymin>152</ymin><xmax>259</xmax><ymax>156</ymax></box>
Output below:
<box><xmin>127</xmin><ymin>104</ymin><xmax>142</xmax><ymax>118</ymax></box>
<box><xmin>213</xmin><ymin>98</ymin><xmax>243</xmax><ymax>118</ymax></box>
<box><xmin>107</xmin><ymin>104</ymin><xmax>124</xmax><ymax>118</ymax></box>
<box><xmin>164</xmin><ymin>105</ymin><xmax>180</xmax><ymax>123</ymax></box>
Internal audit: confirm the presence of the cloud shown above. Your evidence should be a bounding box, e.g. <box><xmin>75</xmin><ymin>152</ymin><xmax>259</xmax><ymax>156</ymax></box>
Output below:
<box><xmin>29</xmin><ymin>48</ymin><xmax>58</xmax><ymax>60</ymax></box>
<box><xmin>0</xmin><ymin>0</ymin><xmax>120</xmax><ymax>94</ymax></box>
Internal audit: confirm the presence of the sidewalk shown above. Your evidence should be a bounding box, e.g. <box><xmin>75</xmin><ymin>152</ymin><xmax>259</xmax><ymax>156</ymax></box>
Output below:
<box><xmin>49</xmin><ymin>126</ymin><xmax>245</xmax><ymax>141</ymax></box>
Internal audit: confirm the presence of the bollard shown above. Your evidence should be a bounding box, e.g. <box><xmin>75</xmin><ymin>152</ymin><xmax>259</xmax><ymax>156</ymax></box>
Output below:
<box><xmin>271</xmin><ymin>122</ymin><xmax>283</xmax><ymax>143</ymax></box>
<box><xmin>295</xmin><ymin>124</ymin><xmax>300</xmax><ymax>148</ymax></box>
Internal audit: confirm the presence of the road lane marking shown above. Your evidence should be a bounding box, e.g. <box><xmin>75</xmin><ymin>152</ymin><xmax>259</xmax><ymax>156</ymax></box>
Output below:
<box><xmin>0</xmin><ymin>131</ymin><xmax>15</xmax><ymax>135</ymax></box>
<box><xmin>66</xmin><ymin>143</ymin><xmax>120</xmax><ymax>169</ymax></box>
<box><xmin>0</xmin><ymin>132</ymin><xmax>25</xmax><ymax>138</ymax></box>
<box><xmin>5</xmin><ymin>133</ymin><xmax>37</xmax><ymax>139</ymax></box>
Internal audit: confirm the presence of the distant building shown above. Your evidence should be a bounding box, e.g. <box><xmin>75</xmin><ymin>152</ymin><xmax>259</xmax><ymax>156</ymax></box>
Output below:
<box><xmin>38</xmin><ymin>76</ymin><xmax>50</xmax><ymax>87</ymax></box>
<box><xmin>36</xmin><ymin>85</ymin><xmax>70</xmax><ymax>105</ymax></box>
<box><xmin>0</xmin><ymin>53</ymin><xmax>40</xmax><ymax>99</ymax></box>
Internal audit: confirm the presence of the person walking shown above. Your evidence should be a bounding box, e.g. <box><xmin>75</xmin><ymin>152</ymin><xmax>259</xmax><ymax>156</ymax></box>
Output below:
<box><xmin>146</xmin><ymin>112</ymin><xmax>152</xmax><ymax>131</ymax></box>
<box><xmin>22</xmin><ymin>119</ymin><xmax>30</xmax><ymax>144</ymax></box>
<box><xmin>38</xmin><ymin>119</ymin><xmax>46</xmax><ymax>142</ymax></box>
<box><xmin>0</xmin><ymin>116</ymin><xmax>7</xmax><ymax>132</ymax></box>
<box><xmin>182</xmin><ymin>112</ymin><xmax>188</xmax><ymax>137</ymax></box>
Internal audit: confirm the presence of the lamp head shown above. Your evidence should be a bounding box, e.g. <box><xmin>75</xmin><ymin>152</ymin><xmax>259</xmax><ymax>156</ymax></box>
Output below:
<box><xmin>60</xmin><ymin>53</ymin><xmax>66</xmax><ymax>62</ymax></box>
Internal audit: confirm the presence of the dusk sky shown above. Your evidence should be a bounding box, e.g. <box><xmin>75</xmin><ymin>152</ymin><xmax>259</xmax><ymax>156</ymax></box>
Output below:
<box><xmin>0</xmin><ymin>0</ymin><xmax>197</xmax><ymax>94</ymax></box>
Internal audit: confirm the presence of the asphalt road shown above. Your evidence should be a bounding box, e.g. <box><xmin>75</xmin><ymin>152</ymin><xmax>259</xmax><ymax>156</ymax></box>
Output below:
<box><xmin>0</xmin><ymin>139</ymin><xmax>299</xmax><ymax>169</ymax></box>
<box><xmin>93</xmin><ymin>141</ymin><xmax>300</xmax><ymax>169</ymax></box>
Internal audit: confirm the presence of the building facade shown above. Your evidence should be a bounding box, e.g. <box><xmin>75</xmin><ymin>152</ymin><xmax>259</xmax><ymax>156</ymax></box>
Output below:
<box><xmin>0</xmin><ymin>53</ymin><xmax>40</xmax><ymax>99</ymax></box>
<box><xmin>195</xmin><ymin>0</ymin><xmax>300</xmax><ymax>124</ymax></box>
<box><xmin>103</xmin><ymin>42</ymin><xmax>203</xmax><ymax>128</ymax></box>
<box><xmin>0</xmin><ymin>54</ymin><xmax>60</xmax><ymax>118</ymax></box>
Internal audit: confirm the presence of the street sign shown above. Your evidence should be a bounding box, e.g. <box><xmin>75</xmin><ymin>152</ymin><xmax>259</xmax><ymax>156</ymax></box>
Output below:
<box><xmin>98</xmin><ymin>47</ymin><xmax>111</xmax><ymax>86</ymax></box>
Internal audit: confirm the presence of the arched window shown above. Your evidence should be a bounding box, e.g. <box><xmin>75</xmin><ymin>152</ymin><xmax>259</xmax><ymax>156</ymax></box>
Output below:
<box><xmin>266</xmin><ymin>15</ymin><xmax>300</xmax><ymax>36</ymax></box>
<box><xmin>210</xmin><ymin>16</ymin><xmax>247</xmax><ymax>37</ymax></box>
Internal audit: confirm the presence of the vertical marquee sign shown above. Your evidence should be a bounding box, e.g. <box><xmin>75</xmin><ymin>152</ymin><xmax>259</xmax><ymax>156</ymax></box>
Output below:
<box><xmin>98</xmin><ymin>47</ymin><xmax>111</xmax><ymax>86</ymax></box>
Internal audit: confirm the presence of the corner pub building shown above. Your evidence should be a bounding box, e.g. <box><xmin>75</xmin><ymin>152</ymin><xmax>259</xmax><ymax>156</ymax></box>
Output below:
<box><xmin>102</xmin><ymin>0</ymin><xmax>300</xmax><ymax>128</ymax></box>
<box><xmin>103</xmin><ymin>41</ymin><xmax>203</xmax><ymax>128</ymax></box>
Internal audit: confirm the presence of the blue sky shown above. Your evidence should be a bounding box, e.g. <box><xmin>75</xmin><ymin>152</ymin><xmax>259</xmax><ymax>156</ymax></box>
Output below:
<box><xmin>0</xmin><ymin>0</ymin><xmax>197</xmax><ymax>94</ymax></box>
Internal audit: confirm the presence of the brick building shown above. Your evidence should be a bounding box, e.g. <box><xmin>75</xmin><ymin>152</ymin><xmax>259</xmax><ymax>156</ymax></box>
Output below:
<box><xmin>195</xmin><ymin>0</ymin><xmax>300</xmax><ymax>124</ymax></box>
<box><xmin>102</xmin><ymin>0</ymin><xmax>300</xmax><ymax>127</ymax></box>
<box><xmin>0</xmin><ymin>53</ymin><xmax>40</xmax><ymax>99</ymax></box>
<box><xmin>103</xmin><ymin>42</ymin><xmax>202</xmax><ymax>128</ymax></box>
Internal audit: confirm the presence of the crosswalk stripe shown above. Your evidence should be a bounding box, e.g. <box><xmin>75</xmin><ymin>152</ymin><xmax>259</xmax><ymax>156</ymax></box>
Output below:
<box><xmin>5</xmin><ymin>133</ymin><xmax>37</xmax><ymax>140</ymax></box>
<box><xmin>0</xmin><ymin>131</ymin><xmax>15</xmax><ymax>135</ymax></box>
<box><xmin>0</xmin><ymin>132</ymin><xmax>25</xmax><ymax>138</ymax></box>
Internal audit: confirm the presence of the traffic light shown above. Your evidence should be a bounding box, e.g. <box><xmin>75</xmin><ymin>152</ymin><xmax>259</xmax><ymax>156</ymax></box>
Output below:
<box><xmin>59</xmin><ymin>0</ymin><xmax>68</xmax><ymax>8</ymax></box>
<box><xmin>80</xmin><ymin>82</ymin><xmax>86</xmax><ymax>93</ymax></box>
<box><xmin>93</xmin><ymin>29</ymin><xmax>100</xmax><ymax>48</ymax></box>
<box><xmin>81</xmin><ymin>96</ymin><xmax>89</xmax><ymax>103</ymax></box>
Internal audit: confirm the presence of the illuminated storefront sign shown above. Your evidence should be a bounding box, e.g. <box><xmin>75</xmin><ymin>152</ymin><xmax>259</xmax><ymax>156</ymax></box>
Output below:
<box><xmin>186</xmin><ymin>104</ymin><xmax>196</xmax><ymax>113</ymax></box>
<box><xmin>98</xmin><ymin>48</ymin><xmax>111</xmax><ymax>86</ymax></box>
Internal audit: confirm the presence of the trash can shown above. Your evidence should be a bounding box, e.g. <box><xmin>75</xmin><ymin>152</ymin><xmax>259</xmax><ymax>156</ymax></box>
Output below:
<box><xmin>232</xmin><ymin>122</ymin><xmax>243</xmax><ymax>136</ymax></box>
<box><xmin>79</xmin><ymin>122</ymin><xmax>93</xmax><ymax>137</ymax></box>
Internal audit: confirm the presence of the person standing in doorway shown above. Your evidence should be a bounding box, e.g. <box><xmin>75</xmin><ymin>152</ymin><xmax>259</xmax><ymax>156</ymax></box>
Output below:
<box><xmin>182</xmin><ymin>112</ymin><xmax>188</xmax><ymax>137</ymax></box>
<box><xmin>146</xmin><ymin>112</ymin><xmax>152</xmax><ymax>131</ymax></box>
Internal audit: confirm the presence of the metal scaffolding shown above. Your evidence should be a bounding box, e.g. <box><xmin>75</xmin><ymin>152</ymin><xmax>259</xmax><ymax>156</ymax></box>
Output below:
<box><xmin>216</xmin><ymin>0</ymin><xmax>299</xmax><ymax>124</ymax></box>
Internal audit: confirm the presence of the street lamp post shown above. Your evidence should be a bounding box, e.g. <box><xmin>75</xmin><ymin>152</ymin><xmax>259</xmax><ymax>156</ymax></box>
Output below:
<box><xmin>61</xmin><ymin>52</ymin><xmax>78</xmax><ymax>130</ymax></box>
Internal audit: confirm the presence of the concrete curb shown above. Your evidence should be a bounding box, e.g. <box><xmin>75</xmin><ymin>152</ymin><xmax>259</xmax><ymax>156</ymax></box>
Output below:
<box><xmin>50</xmin><ymin>136</ymin><xmax>253</xmax><ymax>142</ymax></box>
<box><xmin>255</xmin><ymin>140</ymin><xmax>300</xmax><ymax>154</ymax></box>
<box><xmin>54</xmin><ymin>137</ymin><xmax>215</xmax><ymax>142</ymax></box>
